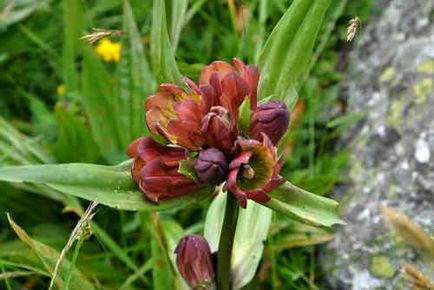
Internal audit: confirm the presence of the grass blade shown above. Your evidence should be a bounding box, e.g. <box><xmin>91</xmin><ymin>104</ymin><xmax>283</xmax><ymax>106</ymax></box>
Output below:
<box><xmin>150</xmin><ymin>0</ymin><xmax>182</xmax><ymax>84</ymax></box>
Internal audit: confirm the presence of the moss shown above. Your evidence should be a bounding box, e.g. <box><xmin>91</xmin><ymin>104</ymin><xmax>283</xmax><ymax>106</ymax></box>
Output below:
<box><xmin>387</xmin><ymin>184</ymin><xmax>400</xmax><ymax>199</ymax></box>
<box><xmin>417</xmin><ymin>59</ymin><xmax>434</xmax><ymax>74</ymax></box>
<box><xmin>380</xmin><ymin>66</ymin><xmax>396</xmax><ymax>82</ymax></box>
<box><xmin>370</xmin><ymin>255</ymin><xmax>396</xmax><ymax>278</ymax></box>
<box><xmin>413</xmin><ymin>79</ymin><xmax>434</xmax><ymax>104</ymax></box>
<box><xmin>387</xmin><ymin>100</ymin><xmax>405</xmax><ymax>128</ymax></box>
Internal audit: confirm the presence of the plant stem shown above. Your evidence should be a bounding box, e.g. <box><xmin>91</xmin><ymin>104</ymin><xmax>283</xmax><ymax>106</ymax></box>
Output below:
<box><xmin>217</xmin><ymin>192</ymin><xmax>239</xmax><ymax>290</ymax></box>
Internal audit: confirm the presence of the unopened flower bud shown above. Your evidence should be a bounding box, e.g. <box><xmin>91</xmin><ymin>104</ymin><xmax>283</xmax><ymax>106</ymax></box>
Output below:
<box><xmin>175</xmin><ymin>235</ymin><xmax>215</xmax><ymax>289</ymax></box>
<box><xmin>201</xmin><ymin>106</ymin><xmax>238</xmax><ymax>154</ymax></box>
<box><xmin>195</xmin><ymin>148</ymin><xmax>228</xmax><ymax>184</ymax></box>
<box><xmin>249</xmin><ymin>100</ymin><xmax>289</xmax><ymax>145</ymax></box>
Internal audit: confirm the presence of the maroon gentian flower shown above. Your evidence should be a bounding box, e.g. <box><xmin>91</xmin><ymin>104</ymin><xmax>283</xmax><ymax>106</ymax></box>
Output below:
<box><xmin>128</xmin><ymin>58</ymin><xmax>289</xmax><ymax>208</ymax></box>
<box><xmin>127</xmin><ymin>137</ymin><xmax>197</xmax><ymax>202</ymax></box>
<box><xmin>175</xmin><ymin>234</ymin><xmax>215</xmax><ymax>289</ymax></box>
<box><xmin>225</xmin><ymin>133</ymin><xmax>284</xmax><ymax>208</ymax></box>
<box><xmin>249</xmin><ymin>100</ymin><xmax>290</xmax><ymax>145</ymax></box>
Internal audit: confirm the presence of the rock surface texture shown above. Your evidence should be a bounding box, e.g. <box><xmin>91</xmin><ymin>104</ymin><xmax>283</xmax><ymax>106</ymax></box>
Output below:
<box><xmin>322</xmin><ymin>0</ymin><xmax>434</xmax><ymax>289</ymax></box>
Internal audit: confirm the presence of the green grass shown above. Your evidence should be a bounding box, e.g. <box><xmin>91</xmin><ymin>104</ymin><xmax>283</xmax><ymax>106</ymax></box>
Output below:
<box><xmin>0</xmin><ymin>0</ymin><xmax>372</xmax><ymax>289</ymax></box>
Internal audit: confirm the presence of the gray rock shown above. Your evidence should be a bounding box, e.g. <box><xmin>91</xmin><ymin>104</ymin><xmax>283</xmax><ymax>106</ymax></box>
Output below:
<box><xmin>321</xmin><ymin>0</ymin><xmax>434</xmax><ymax>289</ymax></box>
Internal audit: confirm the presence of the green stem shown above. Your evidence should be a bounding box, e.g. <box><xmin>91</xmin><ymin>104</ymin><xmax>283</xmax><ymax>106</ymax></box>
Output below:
<box><xmin>217</xmin><ymin>192</ymin><xmax>239</xmax><ymax>290</ymax></box>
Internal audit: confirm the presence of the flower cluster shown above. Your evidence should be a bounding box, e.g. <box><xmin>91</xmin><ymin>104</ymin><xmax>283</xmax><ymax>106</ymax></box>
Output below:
<box><xmin>127</xmin><ymin>58</ymin><xmax>289</xmax><ymax>208</ymax></box>
<box><xmin>95</xmin><ymin>38</ymin><xmax>121</xmax><ymax>62</ymax></box>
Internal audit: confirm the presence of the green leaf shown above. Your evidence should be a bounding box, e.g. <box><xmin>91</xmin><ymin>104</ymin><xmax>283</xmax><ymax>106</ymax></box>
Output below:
<box><xmin>0</xmin><ymin>0</ymin><xmax>50</xmax><ymax>29</ymax></box>
<box><xmin>263</xmin><ymin>181</ymin><xmax>345</xmax><ymax>227</ymax></box>
<box><xmin>150</xmin><ymin>214</ymin><xmax>175</xmax><ymax>290</ymax></box>
<box><xmin>178</xmin><ymin>158</ymin><xmax>198</xmax><ymax>182</ymax></box>
<box><xmin>204</xmin><ymin>191</ymin><xmax>272</xmax><ymax>290</ymax></box>
<box><xmin>167</xmin><ymin>0</ymin><xmax>189</xmax><ymax>51</ymax></box>
<box><xmin>82</xmin><ymin>47</ymin><xmax>124</xmax><ymax>163</ymax></box>
<box><xmin>0</xmin><ymin>162</ymin><xmax>215</xmax><ymax>211</ymax></box>
<box><xmin>258</xmin><ymin>0</ymin><xmax>332</xmax><ymax>109</ymax></box>
<box><xmin>238</xmin><ymin>98</ymin><xmax>251</xmax><ymax>134</ymax></box>
<box><xmin>0</xmin><ymin>116</ymin><xmax>54</xmax><ymax>165</ymax></box>
<box><xmin>7</xmin><ymin>214</ymin><xmax>94</xmax><ymax>290</ymax></box>
<box><xmin>62</xmin><ymin>0</ymin><xmax>84</xmax><ymax>92</ymax></box>
<box><xmin>150</xmin><ymin>0</ymin><xmax>182</xmax><ymax>84</ymax></box>
<box><xmin>54</xmin><ymin>105</ymin><xmax>101</xmax><ymax>163</ymax></box>
<box><xmin>159</xmin><ymin>219</ymin><xmax>189</xmax><ymax>290</ymax></box>
<box><xmin>118</xmin><ymin>0</ymin><xmax>156</xmax><ymax>146</ymax></box>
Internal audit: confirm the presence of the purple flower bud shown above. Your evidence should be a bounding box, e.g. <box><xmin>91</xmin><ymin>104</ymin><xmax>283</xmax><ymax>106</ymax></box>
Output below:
<box><xmin>201</xmin><ymin>106</ymin><xmax>238</xmax><ymax>154</ymax></box>
<box><xmin>175</xmin><ymin>235</ymin><xmax>215</xmax><ymax>289</ymax></box>
<box><xmin>195</xmin><ymin>148</ymin><xmax>229</xmax><ymax>184</ymax></box>
<box><xmin>249</xmin><ymin>100</ymin><xmax>290</xmax><ymax>145</ymax></box>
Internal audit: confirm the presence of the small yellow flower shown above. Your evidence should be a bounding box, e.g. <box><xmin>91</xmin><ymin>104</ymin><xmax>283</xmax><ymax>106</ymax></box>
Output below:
<box><xmin>56</xmin><ymin>84</ymin><xmax>65</xmax><ymax>96</ymax></box>
<box><xmin>95</xmin><ymin>38</ymin><xmax>121</xmax><ymax>63</ymax></box>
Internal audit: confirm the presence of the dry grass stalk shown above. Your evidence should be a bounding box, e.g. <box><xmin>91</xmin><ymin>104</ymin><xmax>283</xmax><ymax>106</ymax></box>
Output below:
<box><xmin>404</xmin><ymin>264</ymin><xmax>434</xmax><ymax>290</ymax></box>
<box><xmin>81</xmin><ymin>28</ymin><xmax>124</xmax><ymax>44</ymax></box>
<box><xmin>381</xmin><ymin>206</ymin><xmax>434</xmax><ymax>259</ymax></box>
<box><xmin>48</xmin><ymin>201</ymin><xmax>98</xmax><ymax>290</ymax></box>
<box><xmin>0</xmin><ymin>271</ymin><xmax>33</xmax><ymax>280</ymax></box>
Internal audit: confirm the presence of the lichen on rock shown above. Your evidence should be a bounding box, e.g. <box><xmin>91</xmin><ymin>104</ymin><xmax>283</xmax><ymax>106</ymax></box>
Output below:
<box><xmin>321</xmin><ymin>0</ymin><xmax>434</xmax><ymax>288</ymax></box>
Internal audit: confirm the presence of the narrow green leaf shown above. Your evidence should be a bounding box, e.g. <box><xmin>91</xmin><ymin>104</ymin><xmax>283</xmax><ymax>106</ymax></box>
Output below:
<box><xmin>150</xmin><ymin>0</ymin><xmax>182</xmax><ymax>84</ymax></box>
<box><xmin>263</xmin><ymin>181</ymin><xmax>345</xmax><ymax>227</ymax></box>
<box><xmin>167</xmin><ymin>0</ymin><xmax>189</xmax><ymax>51</ymax></box>
<box><xmin>204</xmin><ymin>192</ymin><xmax>272</xmax><ymax>289</ymax></box>
<box><xmin>0</xmin><ymin>116</ymin><xmax>54</xmax><ymax>165</ymax></box>
<box><xmin>258</xmin><ymin>0</ymin><xmax>332</xmax><ymax>109</ymax></box>
<box><xmin>160</xmin><ymin>219</ymin><xmax>189</xmax><ymax>290</ymax></box>
<box><xmin>0</xmin><ymin>163</ymin><xmax>215</xmax><ymax>211</ymax></box>
<box><xmin>0</xmin><ymin>0</ymin><xmax>50</xmax><ymax>28</ymax></box>
<box><xmin>82</xmin><ymin>47</ymin><xmax>124</xmax><ymax>163</ymax></box>
<box><xmin>62</xmin><ymin>0</ymin><xmax>84</xmax><ymax>92</ymax></box>
<box><xmin>54</xmin><ymin>105</ymin><xmax>101</xmax><ymax>163</ymax></box>
<box><xmin>118</xmin><ymin>0</ymin><xmax>156</xmax><ymax>146</ymax></box>
<box><xmin>150</xmin><ymin>214</ymin><xmax>175</xmax><ymax>290</ymax></box>
<box><xmin>7</xmin><ymin>215</ymin><xmax>94</xmax><ymax>290</ymax></box>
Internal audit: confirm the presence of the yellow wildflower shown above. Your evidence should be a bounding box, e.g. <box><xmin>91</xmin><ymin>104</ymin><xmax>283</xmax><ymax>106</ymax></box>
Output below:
<box><xmin>95</xmin><ymin>38</ymin><xmax>121</xmax><ymax>62</ymax></box>
<box><xmin>56</xmin><ymin>84</ymin><xmax>65</xmax><ymax>96</ymax></box>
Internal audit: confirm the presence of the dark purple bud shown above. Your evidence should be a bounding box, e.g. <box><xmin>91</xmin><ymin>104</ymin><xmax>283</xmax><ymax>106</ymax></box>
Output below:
<box><xmin>249</xmin><ymin>100</ymin><xmax>289</xmax><ymax>145</ymax></box>
<box><xmin>195</xmin><ymin>148</ymin><xmax>229</xmax><ymax>184</ymax></box>
<box><xmin>201</xmin><ymin>106</ymin><xmax>238</xmax><ymax>154</ymax></box>
<box><xmin>175</xmin><ymin>234</ymin><xmax>215</xmax><ymax>289</ymax></box>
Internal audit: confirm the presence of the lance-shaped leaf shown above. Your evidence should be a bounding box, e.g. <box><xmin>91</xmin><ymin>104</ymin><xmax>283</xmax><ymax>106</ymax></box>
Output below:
<box><xmin>0</xmin><ymin>162</ymin><xmax>215</xmax><ymax>211</ymax></box>
<box><xmin>82</xmin><ymin>47</ymin><xmax>124</xmax><ymax>163</ymax></box>
<box><xmin>117</xmin><ymin>0</ymin><xmax>156</xmax><ymax>147</ymax></box>
<box><xmin>150</xmin><ymin>213</ymin><xmax>176</xmax><ymax>290</ymax></box>
<box><xmin>258</xmin><ymin>0</ymin><xmax>332</xmax><ymax>109</ymax></box>
<box><xmin>263</xmin><ymin>181</ymin><xmax>345</xmax><ymax>227</ymax></box>
<box><xmin>7</xmin><ymin>214</ymin><xmax>94</xmax><ymax>290</ymax></box>
<box><xmin>150</xmin><ymin>0</ymin><xmax>182</xmax><ymax>84</ymax></box>
<box><xmin>204</xmin><ymin>191</ymin><xmax>272</xmax><ymax>290</ymax></box>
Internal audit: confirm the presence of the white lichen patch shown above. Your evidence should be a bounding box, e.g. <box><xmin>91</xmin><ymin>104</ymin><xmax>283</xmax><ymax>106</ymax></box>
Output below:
<box><xmin>414</xmin><ymin>138</ymin><xmax>430</xmax><ymax>163</ymax></box>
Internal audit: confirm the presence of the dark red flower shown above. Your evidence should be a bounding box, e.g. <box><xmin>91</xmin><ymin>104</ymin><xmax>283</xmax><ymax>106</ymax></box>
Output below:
<box><xmin>198</xmin><ymin>58</ymin><xmax>259</xmax><ymax>120</ymax></box>
<box><xmin>225</xmin><ymin>133</ymin><xmax>284</xmax><ymax>208</ymax></box>
<box><xmin>175</xmin><ymin>234</ymin><xmax>215</xmax><ymax>289</ymax></box>
<box><xmin>249</xmin><ymin>100</ymin><xmax>290</xmax><ymax>145</ymax></box>
<box><xmin>195</xmin><ymin>148</ymin><xmax>229</xmax><ymax>184</ymax></box>
<box><xmin>145</xmin><ymin>83</ymin><xmax>205</xmax><ymax>150</ymax></box>
<box><xmin>127</xmin><ymin>137</ymin><xmax>197</xmax><ymax>202</ymax></box>
<box><xmin>201</xmin><ymin>106</ymin><xmax>238</xmax><ymax>154</ymax></box>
